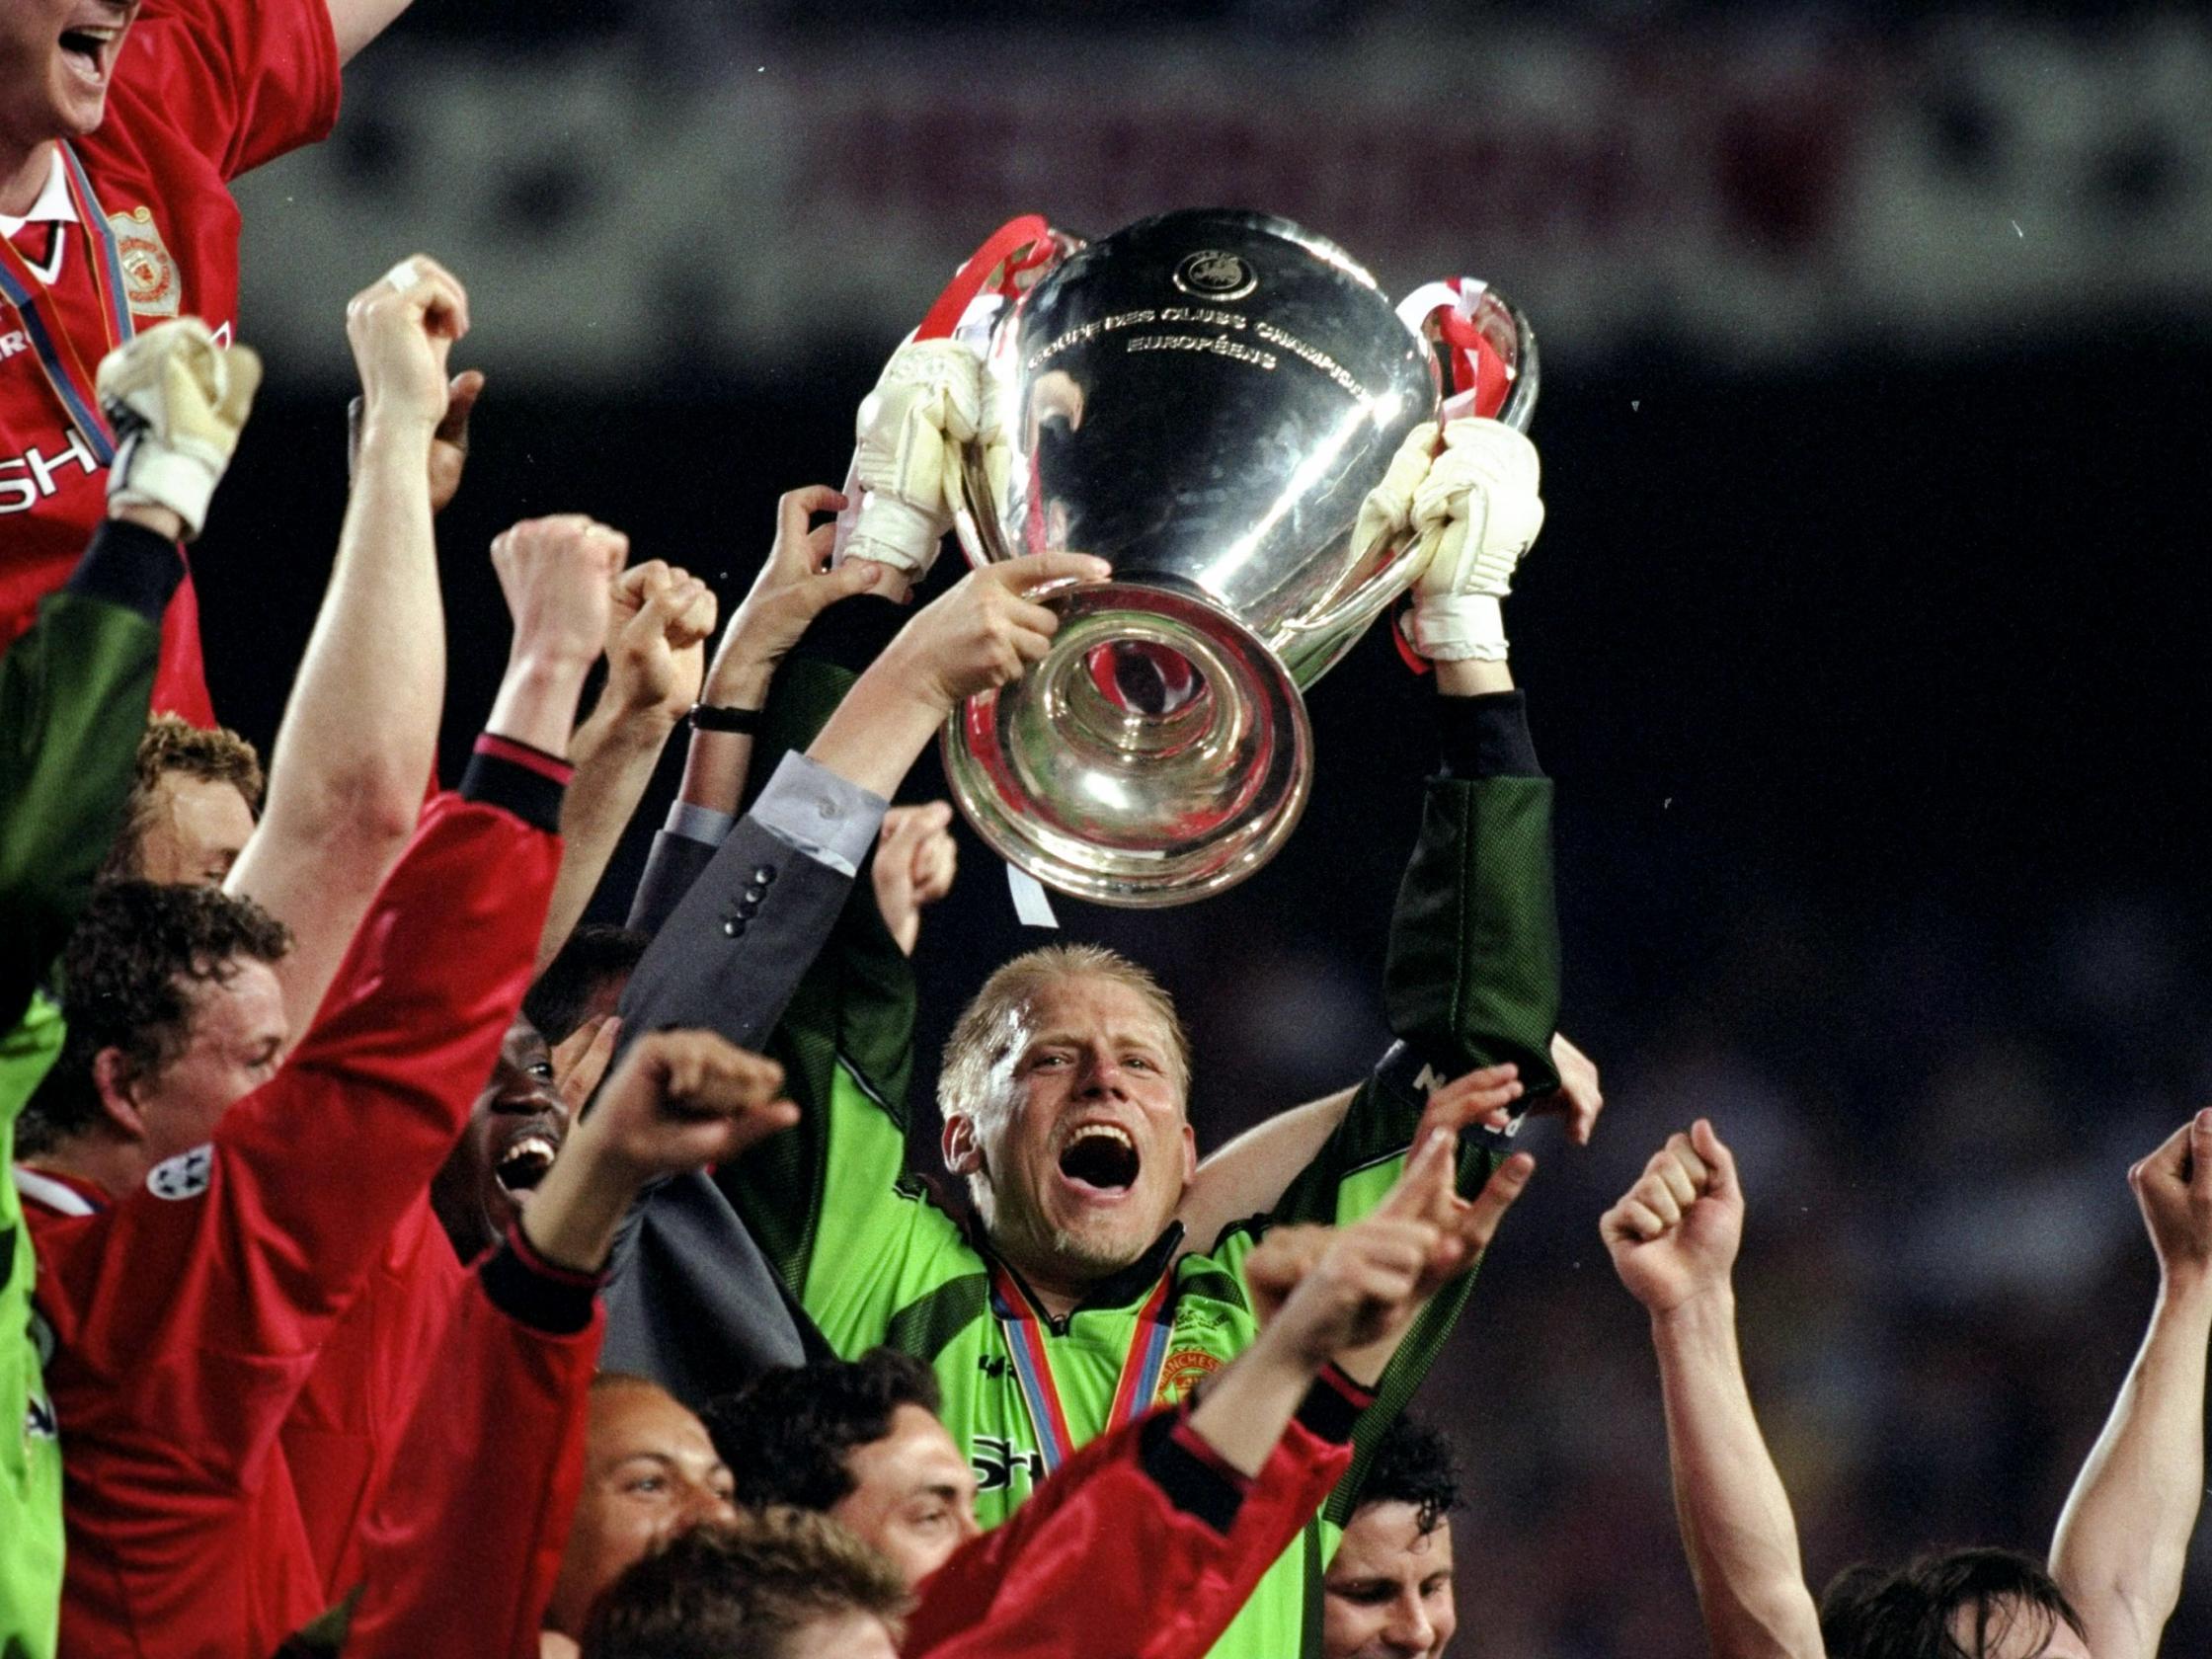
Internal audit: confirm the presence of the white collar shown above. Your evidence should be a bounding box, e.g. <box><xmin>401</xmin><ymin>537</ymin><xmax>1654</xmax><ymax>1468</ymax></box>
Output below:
<box><xmin>0</xmin><ymin>150</ymin><xmax>80</xmax><ymax>238</ymax></box>
<box><xmin>13</xmin><ymin>1163</ymin><xmax>97</xmax><ymax>1218</ymax></box>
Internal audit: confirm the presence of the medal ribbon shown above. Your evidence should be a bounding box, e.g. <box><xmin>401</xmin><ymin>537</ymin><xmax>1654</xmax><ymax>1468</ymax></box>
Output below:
<box><xmin>989</xmin><ymin>1260</ymin><xmax>1175</xmax><ymax>1476</ymax></box>
<box><xmin>0</xmin><ymin>143</ymin><xmax>135</xmax><ymax>464</ymax></box>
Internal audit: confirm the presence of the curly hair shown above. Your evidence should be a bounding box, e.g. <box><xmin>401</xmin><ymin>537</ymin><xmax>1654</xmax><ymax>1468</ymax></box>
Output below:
<box><xmin>99</xmin><ymin>714</ymin><xmax>265</xmax><ymax>881</ymax></box>
<box><xmin>1820</xmin><ymin>1547</ymin><xmax>2086</xmax><ymax>1659</ymax></box>
<box><xmin>936</xmin><ymin>942</ymin><xmax>1191</xmax><ymax>1127</ymax></box>
<box><xmin>581</xmin><ymin>1507</ymin><xmax>908</xmax><ymax>1659</ymax></box>
<box><xmin>704</xmin><ymin>1350</ymin><xmax>944</xmax><ymax>1513</ymax></box>
<box><xmin>19</xmin><ymin>880</ymin><xmax>290</xmax><ymax>1153</ymax></box>
<box><xmin>1354</xmin><ymin>1415</ymin><xmax>1462</xmax><ymax>1537</ymax></box>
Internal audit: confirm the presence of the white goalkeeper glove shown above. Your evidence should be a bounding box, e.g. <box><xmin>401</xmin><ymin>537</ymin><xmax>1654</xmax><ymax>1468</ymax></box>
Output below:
<box><xmin>97</xmin><ymin>317</ymin><xmax>261</xmax><ymax>542</ymax></box>
<box><xmin>844</xmin><ymin>338</ymin><xmax>984</xmax><ymax>578</ymax></box>
<box><xmin>1351</xmin><ymin>420</ymin><xmax>1438</xmax><ymax>567</ymax></box>
<box><xmin>1401</xmin><ymin>417</ymin><xmax>1544</xmax><ymax>662</ymax></box>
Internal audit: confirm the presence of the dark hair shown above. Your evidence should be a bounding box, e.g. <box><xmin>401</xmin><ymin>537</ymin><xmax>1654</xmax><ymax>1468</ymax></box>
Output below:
<box><xmin>581</xmin><ymin>1508</ymin><xmax>908</xmax><ymax>1659</ymax></box>
<box><xmin>705</xmin><ymin>1349</ymin><xmax>944</xmax><ymax>1512</ymax></box>
<box><xmin>525</xmin><ymin>923</ymin><xmax>650</xmax><ymax>1045</ymax></box>
<box><xmin>100</xmin><ymin>714</ymin><xmax>264</xmax><ymax>881</ymax></box>
<box><xmin>20</xmin><ymin>881</ymin><xmax>290</xmax><ymax>1153</ymax></box>
<box><xmin>1820</xmin><ymin>1548</ymin><xmax>2087</xmax><ymax>1659</ymax></box>
<box><xmin>1353</xmin><ymin>1415</ymin><xmax>1461</xmax><ymax>1536</ymax></box>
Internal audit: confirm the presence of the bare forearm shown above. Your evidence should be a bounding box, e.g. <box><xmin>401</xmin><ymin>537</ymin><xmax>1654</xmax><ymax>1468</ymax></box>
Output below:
<box><xmin>805</xmin><ymin>673</ymin><xmax>945</xmax><ymax>800</ymax></box>
<box><xmin>519</xmin><ymin>1149</ymin><xmax>638</xmax><ymax>1274</ymax></box>
<box><xmin>537</xmin><ymin>711</ymin><xmax>679</xmax><ymax>970</ymax></box>
<box><xmin>1187</xmin><ymin>1329</ymin><xmax>1315</xmax><ymax>1477</ymax></box>
<box><xmin>1434</xmin><ymin>659</ymin><xmax>1513</xmax><ymax>696</ymax></box>
<box><xmin>2050</xmin><ymin>1273</ymin><xmax>2212</xmax><ymax>1659</ymax></box>
<box><xmin>1650</xmin><ymin>1293</ymin><xmax>1825</xmax><ymax>1659</ymax></box>
<box><xmin>1180</xmin><ymin>1087</ymin><xmax>1358</xmax><ymax>1253</ymax></box>
<box><xmin>228</xmin><ymin>424</ymin><xmax>439</xmax><ymax>1020</ymax></box>
<box><xmin>327</xmin><ymin>0</ymin><xmax>414</xmax><ymax>62</ymax></box>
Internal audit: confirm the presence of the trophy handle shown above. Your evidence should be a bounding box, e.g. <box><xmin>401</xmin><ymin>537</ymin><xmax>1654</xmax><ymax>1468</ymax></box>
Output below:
<box><xmin>1288</xmin><ymin>282</ymin><xmax>1541</xmax><ymax>647</ymax></box>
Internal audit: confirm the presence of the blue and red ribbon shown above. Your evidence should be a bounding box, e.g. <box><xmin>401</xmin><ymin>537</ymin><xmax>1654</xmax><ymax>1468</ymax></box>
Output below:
<box><xmin>0</xmin><ymin>142</ymin><xmax>136</xmax><ymax>464</ymax></box>
<box><xmin>990</xmin><ymin>1259</ymin><xmax>1176</xmax><ymax>1476</ymax></box>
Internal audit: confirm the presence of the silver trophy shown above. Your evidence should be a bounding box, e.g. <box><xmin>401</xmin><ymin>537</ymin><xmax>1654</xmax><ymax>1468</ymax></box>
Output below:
<box><xmin>942</xmin><ymin>207</ymin><xmax>1535</xmax><ymax>907</ymax></box>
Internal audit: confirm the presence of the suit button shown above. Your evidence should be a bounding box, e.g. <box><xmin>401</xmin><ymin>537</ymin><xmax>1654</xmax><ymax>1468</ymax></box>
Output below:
<box><xmin>744</xmin><ymin>884</ymin><xmax>767</xmax><ymax>906</ymax></box>
<box><xmin>753</xmin><ymin>865</ymin><xmax>777</xmax><ymax>885</ymax></box>
<box><xmin>723</xmin><ymin>917</ymin><xmax>747</xmax><ymax>938</ymax></box>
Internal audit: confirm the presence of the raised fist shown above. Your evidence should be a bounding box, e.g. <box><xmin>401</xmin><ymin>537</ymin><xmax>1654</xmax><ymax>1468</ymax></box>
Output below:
<box><xmin>490</xmin><ymin>514</ymin><xmax>627</xmax><ymax>670</ymax></box>
<box><xmin>1601</xmin><ymin>1119</ymin><xmax>1744</xmax><ymax>1313</ymax></box>
<box><xmin>344</xmin><ymin>254</ymin><xmax>470</xmax><ymax>437</ymax></box>
<box><xmin>602</xmin><ymin>558</ymin><xmax>717</xmax><ymax>725</ymax></box>
<box><xmin>580</xmin><ymin>1030</ymin><xmax>797</xmax><ymax>1184</ymax></box>
<box><xmin>98</xmin><ymin>316</ymin><xmax>261</xmax><ymax>541</ymax></box>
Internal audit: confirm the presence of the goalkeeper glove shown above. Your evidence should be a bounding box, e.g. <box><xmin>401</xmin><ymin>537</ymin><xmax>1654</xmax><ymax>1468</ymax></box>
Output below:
<box><xmin>97</xmin><ymin>317</ymin><xmax>261</xmax><ymax>542</ymax></box>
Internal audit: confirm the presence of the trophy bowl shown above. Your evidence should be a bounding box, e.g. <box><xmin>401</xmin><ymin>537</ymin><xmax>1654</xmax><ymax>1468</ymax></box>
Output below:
<box><xmin>942</xmin><ymin>207</ymin><xmax>1500</xmax><ymax>907</ymax></box>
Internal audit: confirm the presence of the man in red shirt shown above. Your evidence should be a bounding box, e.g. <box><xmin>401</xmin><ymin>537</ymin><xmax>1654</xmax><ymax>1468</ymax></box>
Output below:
<box><xmin>0</xmin><ymin>0</ymin><xmax>422</xmax><ymax>724</ymax></box>
<box><xmin>14</xmin><ymin>507</ymin><xmax>620</xmax><ymax>1659</ymax></box>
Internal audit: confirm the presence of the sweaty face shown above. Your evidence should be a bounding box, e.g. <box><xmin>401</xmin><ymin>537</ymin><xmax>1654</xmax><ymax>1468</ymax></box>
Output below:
<box><xmin>1323</xmin><ymin>1504</ymin><xmax>1457</xmax><ymax>1659</ymax></box>
<box><xmin>134</xmin><ymin>774</ymin><xmax>256</xmax><ymax>886</ymax></box>
<box><xmin>0</xmin><ymin>0</ymin><xmax>137</xmax><ymax>157</ymax></box>
<box><xmin>962</xmin><ymin>975</ymin><xmax>1194</xmax><ymax>1299</ymax></box>
<box><xmin>547</xmin><ymin>1382</ymin><xmax>739</xmax><ymax>1636</ymax></box>
<box><xmin>430</xmin><ymin>1018</ymin><xmax>567</xmax><ymax>1261</ymax></box>
<box><xmin>124</xmin><ymin>959</ymin><xmax>287</xmax><ymax>1163</ymax></box>
<box><xmin>828</xmin><ymin>1402</ymin><xmax>980</xmax><ymax>1588</ymax></box>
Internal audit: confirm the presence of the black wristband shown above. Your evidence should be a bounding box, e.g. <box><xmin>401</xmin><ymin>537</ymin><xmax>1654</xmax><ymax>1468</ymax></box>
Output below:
<box><xmin>688</xmin><ymin>701</ymin><xmax>764</xmax><ymax>735</ymax></box>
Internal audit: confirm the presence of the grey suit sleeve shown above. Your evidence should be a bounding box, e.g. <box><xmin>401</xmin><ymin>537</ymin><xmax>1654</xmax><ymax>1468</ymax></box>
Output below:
<box><xmin>626</xmin><ymin>829</ymin><xmax>720</xmax><ymax>938</ymax></box>
<box><xmin>602</xmin><ymin>754</ymin><xmax>888</xmax><ymax>1399</ymax></box>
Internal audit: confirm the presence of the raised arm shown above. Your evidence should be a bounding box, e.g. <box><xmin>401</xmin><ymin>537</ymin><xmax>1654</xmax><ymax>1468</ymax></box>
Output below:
<box><xmin>338</xmin><ymin>1031</ymin><xmax>798</xmax><ymax>1659</ymax></box>
<box><xmin>1603</xmin><ymin>1120</ymin><xmax>1824</xmax><ymax>1659</ymax></box>
<box><xmin>534</xmin><ymin>546</ymin><xmax>715</xmax><ymax>970</ymax></box>
<box><xmin>226</xmin><ymin>257</ymin><xmax>466</xmax><ymax>1030</ymax></box>
<box><xmin>2048</xmin><ymin>1110</ymin><xmax>2212</xmax><ymax>1659</ymax></box>
<box><xmin>625</xmin><ymin>487</ymin><xmax>881</xmax><ymax>936</ymax></box>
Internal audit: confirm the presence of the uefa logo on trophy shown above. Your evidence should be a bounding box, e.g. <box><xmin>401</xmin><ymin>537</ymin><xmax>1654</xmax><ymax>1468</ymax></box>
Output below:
<box><xmin>930</xmin><ymin>207</ymin><xmax>1536</xmax><ymax>907</ymax></box>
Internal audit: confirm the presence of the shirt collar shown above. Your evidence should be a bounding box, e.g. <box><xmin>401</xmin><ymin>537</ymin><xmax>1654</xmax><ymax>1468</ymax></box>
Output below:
<box><xmin>0</xmin><ymin>149</ymin><xmax>80</xmax><ymax>238</ymax></box>
<box><xmin>12</xmin><ymin>1163</ymin><xmax>102</xmax><ymax>1218</ymax></box>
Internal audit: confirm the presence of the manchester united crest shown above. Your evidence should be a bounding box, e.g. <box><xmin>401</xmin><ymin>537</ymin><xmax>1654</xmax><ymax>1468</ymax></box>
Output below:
<box><xmin>107</xmin><ymin>205</ymin><xmax>182</xmax><ymax>319</ymax></box>
<box><xmin>1157</xmin><ymin>1347</ymin><xmax>1224</xmax><ymax>1402</ymax></box>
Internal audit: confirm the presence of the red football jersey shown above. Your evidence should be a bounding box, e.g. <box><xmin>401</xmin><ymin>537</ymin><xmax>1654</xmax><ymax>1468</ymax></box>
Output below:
<box><xmin>0</xmin><ymin>0</ymin><xmax>340</xmax><ymax>725</ymax></box>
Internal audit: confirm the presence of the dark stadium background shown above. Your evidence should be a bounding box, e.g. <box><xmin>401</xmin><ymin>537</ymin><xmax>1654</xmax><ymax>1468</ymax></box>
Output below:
<box><xmin>185</xmin><ymin>3</ymin><xmax>2212</xmax><ymax>1649</ymax></box>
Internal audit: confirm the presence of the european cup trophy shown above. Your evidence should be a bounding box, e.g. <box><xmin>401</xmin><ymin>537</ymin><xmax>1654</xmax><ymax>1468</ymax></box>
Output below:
<box><xmin>936</xmin><ymin>207</ymin><xmax>1536</xmax><ymax>907</ymax></box>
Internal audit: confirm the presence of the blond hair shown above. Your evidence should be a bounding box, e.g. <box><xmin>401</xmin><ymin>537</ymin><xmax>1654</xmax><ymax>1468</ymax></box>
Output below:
<box><xmin>936</xmin><ymin>943</ymin><xmax>1191</xmax><ymax>1125</ymax></box>
<box><xmin>101</xmin><ymin>713</ymin><xmax>265</xmax><ymax>880</ymax></box>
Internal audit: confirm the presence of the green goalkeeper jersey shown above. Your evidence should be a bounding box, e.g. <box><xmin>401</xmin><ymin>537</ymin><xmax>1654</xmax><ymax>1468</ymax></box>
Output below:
<box><xmin>719</xmin><ymin>658</ymin><xmax>1561</xmax><ymax>1659</ymax></box>
<box><xmin>1</xmin><ymin>530</ymin><xmax>179</xmax><ymax>1659</ymax></box>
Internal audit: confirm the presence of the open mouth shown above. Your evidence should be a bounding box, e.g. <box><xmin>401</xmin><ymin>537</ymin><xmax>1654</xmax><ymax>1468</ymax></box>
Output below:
<box><xmin>57</xmin><ymin>25</ymin><xmax>118</xmax><ymax>79</ymax></box>
<box><xmin>495</xmin><ymin>1132</ymin><xmax>560</xmax><ymax>1196</ymax></box>
<box><xmin>1057</xmin><ymin>1123</ymin><xmax>1140</xmax><ymax>1195</ymax></box>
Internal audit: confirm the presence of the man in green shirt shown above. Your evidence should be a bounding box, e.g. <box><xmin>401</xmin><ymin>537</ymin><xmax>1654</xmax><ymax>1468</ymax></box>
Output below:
<box><xmin>0</xmin><ymin>319</ymin><xmax>259</xmax><ymax>1659</ymax></box>
<box><xmin>609</xmin><ymin>404</ymin><xmax>1571</xmax><ymax>1657</ymax></box>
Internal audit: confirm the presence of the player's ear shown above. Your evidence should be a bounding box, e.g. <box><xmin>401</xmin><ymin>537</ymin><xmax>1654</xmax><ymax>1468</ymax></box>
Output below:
<box><xmin>1178</xmin><ymin>1122</ymin><xmax>1196</xmax><ymax>1188</ymax></box>
<box><xmin>943</xmin><ymin>1112</ymin><xmax>984</xmax><ymax>1177</ymax></box>
<box><xmin>92</xmin><ymin>1048</ymin><xmax>151</xmax><ymax>1143</ymax></box>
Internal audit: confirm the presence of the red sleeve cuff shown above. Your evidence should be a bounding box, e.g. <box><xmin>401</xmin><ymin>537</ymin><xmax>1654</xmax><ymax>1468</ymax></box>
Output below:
<box><xmin>479</xmin><ymin>1224</ymin><xmax>606</xmax><ymax>1335</ymax></box>
<box><xmin>1136</xmin><ymin>1403</ymin><xmax>1250</xmax><ymax>1537</ymax></box>
<box><xmin>1295</xmin><ymin>1365</ymin><xmax>1376</xmax><ymax>1446</ymax></box>
<box><xmin>461</xmin><ymin>733</ymin><xmax>573</xmax><ymax>832</ymax></box>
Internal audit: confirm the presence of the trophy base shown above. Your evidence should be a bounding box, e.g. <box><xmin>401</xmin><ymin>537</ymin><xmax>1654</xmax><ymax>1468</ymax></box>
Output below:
<box><xmin>943</xmin><ymin>581</ymin><xmax>1312</xmax><ymax>908</ymax></box>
